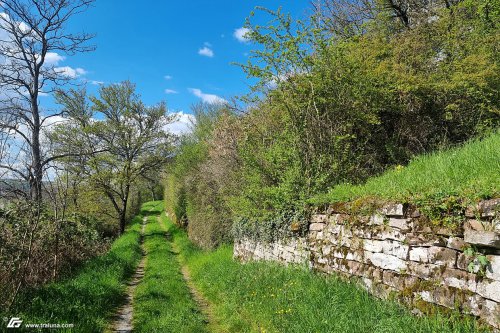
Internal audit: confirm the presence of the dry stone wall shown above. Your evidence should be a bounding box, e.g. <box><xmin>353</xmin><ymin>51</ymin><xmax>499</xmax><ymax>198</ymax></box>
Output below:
<box><xmin>234</xmin><ymin>199</ymin><xmax>500</xmax><ymax>329</ymax></box>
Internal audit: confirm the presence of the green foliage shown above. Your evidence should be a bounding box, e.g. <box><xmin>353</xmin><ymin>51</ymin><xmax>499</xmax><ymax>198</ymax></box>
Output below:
<box><xmin>311</xmin><ymin>131</ymin><xmax>500</xmax><ymax>207</ymax></box>
<box><xmin>0</xmin><ymin>208</ymin><xmax>145</xmax><ymax>332</ymax></box>
<box><xmin>54</xmin><ymin>81</ymin><xmax>175</xmax><ymax>233</ymax></box>
<box><xmin>167</xmin><ymin>0</ymin><xmax>499</xmax><ymax>245</ymax></box>
<box><xmin>167</xmin><ymin>216</ymin><xmax>488</xmax><ymax>333</ymax></box>
<box><xmin>164</xmin><ymin>104</ymin><xmax>238</xmax><ymax>249</ymax></box>
<box><xmin>463</xmin><ymin>246</ymin><xmax>491</xmax><ymax>277</ymax></box>
<box><xmin>0</xmin><ymin>201</ymin><xmax>112</xmax><ymax>308</ymax></box>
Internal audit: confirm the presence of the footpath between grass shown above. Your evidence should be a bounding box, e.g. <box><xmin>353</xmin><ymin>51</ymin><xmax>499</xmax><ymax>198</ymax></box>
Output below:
<box><xmin>0</xmin><ymin>212</ymin><xmax>144</xmax><ymax>333</ymax></box>
<box><xmin>132</xmin><ymin>202</ymin><xmax>207</xmax><ymax>333</ymax></box>
<box><xmin>164</xmin><ymin>214</ymin><xmax>489</xmax><ymax>333</ymax></box>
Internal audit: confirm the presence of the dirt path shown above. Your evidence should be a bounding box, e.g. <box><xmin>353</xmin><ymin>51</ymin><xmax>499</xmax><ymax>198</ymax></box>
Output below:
<box><xmin>109</xmin><ymin>217</ymin><xmax>147</xmax><ymax>333</ymax></box>
<box><xmin>157</xmin><ymin>216</ymin><xmax>215</xmax><ymax>330</ymax></box>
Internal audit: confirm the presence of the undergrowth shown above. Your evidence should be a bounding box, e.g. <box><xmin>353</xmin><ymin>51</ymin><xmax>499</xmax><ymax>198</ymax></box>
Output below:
<box><xmin>0</xmin><ymin>209</ymin><xmax>144</xmax><ymax>333</ymax></box>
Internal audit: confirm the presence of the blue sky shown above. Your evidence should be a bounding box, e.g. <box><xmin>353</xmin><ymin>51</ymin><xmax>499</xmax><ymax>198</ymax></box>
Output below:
<box><xmin>55</xmin><ymin>0</ymin><xmax>311</xmax><ymax>126</ymax></box>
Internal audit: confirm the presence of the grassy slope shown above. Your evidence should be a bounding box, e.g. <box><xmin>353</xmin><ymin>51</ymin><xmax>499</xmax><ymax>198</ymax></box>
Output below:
<box><xmin>164</xmin><ymin>215</ymin><xmax>488</xmax><ymax>333</ymax></box>
<box><xmin>1</xmin><ymin>212</ymin><xmax>144</xmax><ymax>333</ymax></box>
<box><xmin>311</xmin><ymin>131</ymin><xmax>500</xmax><ymax>205</ymax></box>
<box><xmin>133</xmin><ymin>202</ymin><xmax>207</xmax><ymax>333</ymax></box>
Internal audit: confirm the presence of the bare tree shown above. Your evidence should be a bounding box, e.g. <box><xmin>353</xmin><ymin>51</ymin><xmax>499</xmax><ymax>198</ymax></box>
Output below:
<box><xmin>311</xmin><ymin>0</ymin><xmax>378</xmax><ymax>37</ymax></box>
<box><xmin>0</xmin><ymin>0</ymin><xmax>94</xmax><ymax>203</ymax></box>
<box><xmin>0</xmin><ymin>0</ymin><xmax>94</xmax><ymax>308</ymax></box>
<box><xmin>313</xmin><ymin>0</ymin><xmax>464</xmax><ymax>34</ymax></box>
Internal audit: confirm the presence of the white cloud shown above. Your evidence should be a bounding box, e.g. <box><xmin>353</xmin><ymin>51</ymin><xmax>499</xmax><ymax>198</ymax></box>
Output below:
<box><xmin>165</xmin><ymin>89</ymin><xmax>178</xmax><ymax>94</ymax></box>
<box><xmin>164</xmin><ymin>111</ymin><xmax>195</xmax><ymax>135</ymax></box>
<box><xmin>54</xmin><ymin>66</ymin><xmax>87</xmax><ymax>78</ymax></box>
<box><xmin>44</xmin><ymin>52</ymin><xmax>65</xmax><ymax>66</ymax></box>
<box><xmin>89</xmin><ymin>80</ymin><xmax>104</xmax><ymax>85</ymax></box>
<box><xmin>198</xmin><ymin>46</ymin><xmax>214</xmax><ymax>58</ymax></box>
<box><xmin>188</xmin><ymin>88</ymin><xmax>227</xmax><ymax>105</ymax></box>
<box><xmin>234</xmin><ymin>27</ymin><xmax>250</xmax><ymax>43</ymax></box>
<box><xmin>164</xmin><ymin>75</ymin><xmax>173</xmax><ymax>80</ymax></box>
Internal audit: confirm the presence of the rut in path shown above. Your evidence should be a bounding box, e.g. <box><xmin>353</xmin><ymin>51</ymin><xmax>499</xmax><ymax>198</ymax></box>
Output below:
<box><xmin>158</xmin><ymin>216</ymin><xmax>214</xmax><ymax>329</ymax></box>
<box><xmin>110</xmin><ymin>217</ymin><xmax>147</xmax><ymax>333</ymax></box>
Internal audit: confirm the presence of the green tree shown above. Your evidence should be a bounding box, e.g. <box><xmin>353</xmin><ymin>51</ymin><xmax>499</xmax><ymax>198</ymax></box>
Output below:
<box><xmin>53</xmin><ymin>81</ymin><xmax>175</xmax><ymax>233</ymax></box>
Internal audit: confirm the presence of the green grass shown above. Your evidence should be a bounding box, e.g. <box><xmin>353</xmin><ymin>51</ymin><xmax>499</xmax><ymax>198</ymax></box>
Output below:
<box><xmin>310</xmin><ymin>131</ymin><xmax>500</xmax><ymax>205</ymax></box>
<box><xmin>133</xmin><ymin>207</ymin><xmax>207</xmax><ymax>333</ymax></box>
<box><xmin>164</xmin><ymin>216</ymin><xmax>489</xmax><ymax>333</ymax></box>
<box><xmin>1</xmin><ymin>208</ymin><xmax>145</xmax><ymax>333</ymax></box>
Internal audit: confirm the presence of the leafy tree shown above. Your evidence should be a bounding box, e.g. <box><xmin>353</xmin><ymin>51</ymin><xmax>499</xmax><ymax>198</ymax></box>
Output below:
<box><xmin>53</xmin><ymin>81</ymin><xmax>175</xmax><ymax>233</ymax></box>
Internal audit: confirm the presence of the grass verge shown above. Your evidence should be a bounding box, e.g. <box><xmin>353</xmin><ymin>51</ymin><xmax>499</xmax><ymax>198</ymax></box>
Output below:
<box><xmin>1</xmin><ymin>209</ymin><xmax>144</xmax><ymax>333</ymax></box>
<box><xmin>132</xmin><ymin>203</ymin><xmax>207</xmax><ymax>333</ymax></box>
<box><xmin>163</xmin><ymin>214</ymin><xmax>489</xmax><ymax>333</ymax></box>
<box><xmin>310</xmin><ymin>131</ymin><xmax>500</xmax><ymax>206</ymax></box>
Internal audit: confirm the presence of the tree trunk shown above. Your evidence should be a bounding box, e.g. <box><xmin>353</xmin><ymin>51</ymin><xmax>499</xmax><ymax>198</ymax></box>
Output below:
<box><xmin>32</xmin><ymin>89</ymin><xmax>43</xmax><ymax>203</ymax></box>
<box><xmin>119</xmin><ymin>209</ymin><xmax>127</xmax><ymax>234</ymax></box>
<box><xmin>119</xmin><ymin>185</ymin><xmax>130</xmax><ymax>234</ymax></box>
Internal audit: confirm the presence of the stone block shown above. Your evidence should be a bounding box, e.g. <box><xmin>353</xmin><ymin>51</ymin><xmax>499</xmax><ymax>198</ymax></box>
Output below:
<box><xmin>382</xmin><ymin>270</ymin><xmax>405</xmax><ymax>290</ymax></box>
<box><xmin>310</xmin><ymin>222</ymin><xmax>325</xmax><ymax>231</ymax></box>
<box><xmin>325</xmin><ymin>224</ymin><xmax>342</xmax><ymax>235</ymax></box>
<box><xmin>363</xmin><ymin>239</ymin><xmax>384</xmax><ymax>253</ymax></box>
<box><xmin>322</xmin><ymin>245</ymin><xmax>332</xmax><ymax>256</ymax></box>
<box><xmin>466</xmin><ymin>199</ymin><xmax>500</xmax><ymax>218</ymax></box>
<box><xmin>446</xmin><ymin>237</ymin><xmax>466</xmax><ymax>251</ymax></box>
<box><xmin>388</xmin><ymin>218</ymin><xmax>412</xmax><ymax>231</ymax></box>
<box><xmin>409</xmin><ymin>247</ymin><xmax>428</xmax><ymax>262</ymax></box>
<box><xmin>409</xmin><ymin>246</ymin><xmax>457</xmax><ymax>267</ymax></box>
<box><xmin>441</xmin><ymin>268</ymin><xmax>477</xmax><ymax>291</ymax></box>
<box><xmin>371</xmin><ymin>228</ymin><xmax>406</xmax><ymax>242</ymax></box>
<box><xmin>328</xmin><ymin>214</ymin><xmax>342</xmax><ymax>223</ymax></box>
<box><xmin>431</xmin><ymin>288</ymin><xmax>457</xmax><ymax>309</ymax></box>
<box><xmin>462</xmin><ymin>294</ymin><xmax>484</xmax><ymax>316</ymax></box>
<box><xmin>480</xmin><ymin>199</ymin><xmax>500</xmax><ymax>217</ymax></box>
<box><xmin>406</xmin><ymin>233</ymin><xmax>447</xmax><ymax>247</ymax></box>
<box><xmin>379</xmin><ymin>203</ymin><xmax>406</xmax><ymax>217</ymax></box>
<box><xmin>407</xmin><ymin>261</ymin><xmax>443</xmax><ymax>280</ymax></box>
<box><xmin>435</xmin><ymin>227</ymin><xmax>463</xmax><ymax>237</ymax></box>
<box><xmin>465</xmin><ymin>219</ymin><xmax>486</xmax><ymax>231</ymax></box>
<box><xmin>365</xmin><ymin>252</ymin><xmax>407</xmax><ymax>272</ymax></box>
<box><xmin>476</xmin><ymin>279</ymin><xmax>500</xmax><ymax>302</ymax></box>
<box><xmin>369</xmin><ymin>214</ymin><xmax>385</xmax><ymax>226</ymax></box>
<box><xmin>464</xmin><ymin>230</ymin><xmax>500</xmax><ymax>249</ymax></box>
<box><xmin>486</xmin><ymin>255</ymin><xmax>500</xmax><ymax>282</ymax></box>
<box><xmin>311</xmin><ymin>214</ymin><xmax>328</xmax><ymax>223</ymax></box>
<box><xmin>416</xmin><ymin>288</ymin><xmax>457</xmax><ymax>310</ymax></box>
<box><xmin>345</xmin><ymin>260</ymin><xmax>366</xmax><ymax>276</ymax></box>
<box><xmin>371</xmin><ymin>283</ymin><xmax>396</xmax><ymax>299</ymax></box>
<box><xmin>327</xmin><ymin>234</ymin><xmax>353</xmax><ymax>248</ymax></box>
<box><xmin>332</xmin><ymin>248</ymin><xmax>363</xmax><ymax>262</ymax></box>
<box><xmin>481</xmin><ymin>299</ymin><xmax>500</xmax><ymax>329</ymax></box>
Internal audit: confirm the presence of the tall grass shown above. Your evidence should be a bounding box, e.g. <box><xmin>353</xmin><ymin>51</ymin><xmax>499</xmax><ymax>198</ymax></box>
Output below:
<box><xmin>0</xmin><ymin>212</ymin><xmax>144</xmax><ymax>333</ymax></box>
<box><xmin>165</xmin><ymin>216</ymin><xmax>489</xmax><ymax>333</ymax></box>
<box><xmin>133</xmin><ymin>207</ymin><xmax>207</xmax><ymax>333</ymax></box>
<box><xmin>311</xmin><ymin>132</ymin><xmax>500</xmax><ymax>205</ymax></box>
